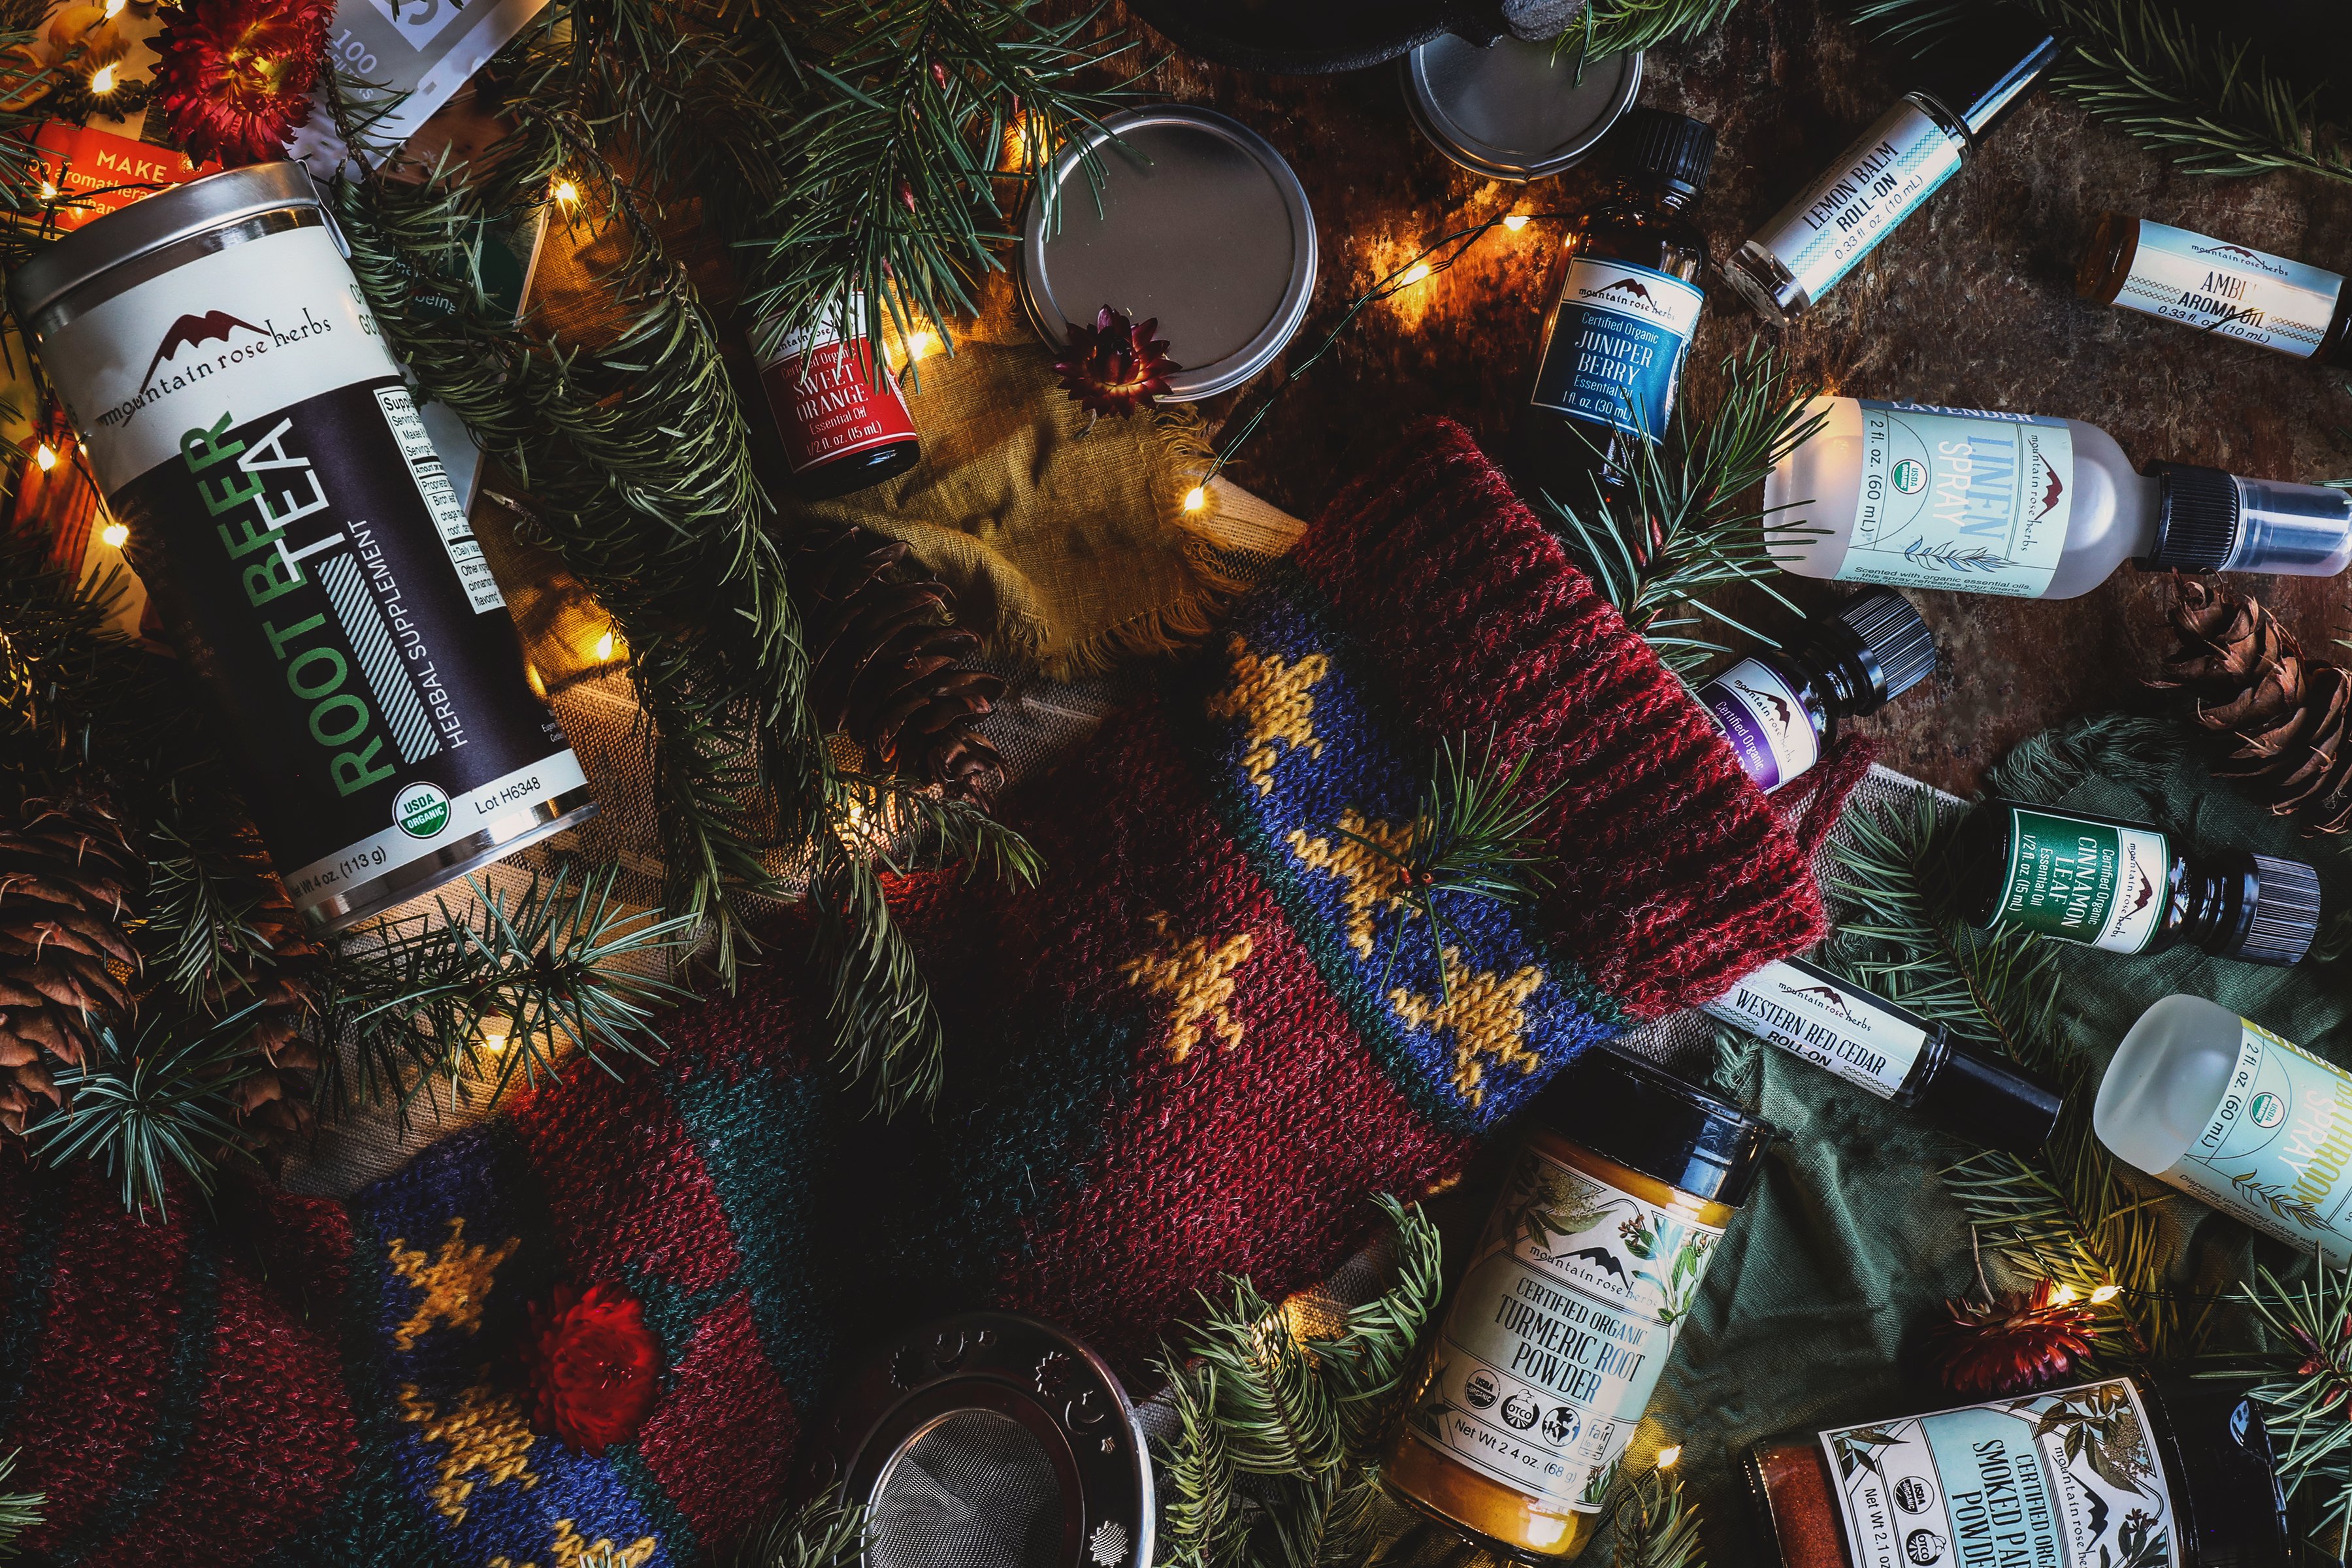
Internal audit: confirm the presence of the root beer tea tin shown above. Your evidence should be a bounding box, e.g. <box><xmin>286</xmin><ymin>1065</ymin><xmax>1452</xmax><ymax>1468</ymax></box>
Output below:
<box><xmin>9</xmin><ymin>161</ymin><xmax>596</xmax><ymax>932</ymax></box>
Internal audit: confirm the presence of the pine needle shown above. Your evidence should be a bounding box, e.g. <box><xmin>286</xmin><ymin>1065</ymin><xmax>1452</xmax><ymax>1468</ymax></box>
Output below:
<box><xmin>2212</xmin><ymin>1261</ymin><xmax>2352</xmax><ymax>1549</ymax></box>
<box><xmin>1543</xmin><ymin>344</ymin><xmax>1829</xmax><ymax>676</ymax></box>
<box><xmin>727</xmin><ymin>1490</ymin><xmax>867</xmax><ymax>1568</ymax></box>
<box><xmin>1848</xmin><ymin>0</ymin><xmax>2352</xmax><ymax>184</ymax></box>
<box><xmin>0</xmin><ymin>1449</ymin><xmax>41</xmax><ymax>1560</ymax></box>
<box><xmin>1559</xmin><ymin>0</ymin><xmax>1748</xmax><ymax>65</ymax></box>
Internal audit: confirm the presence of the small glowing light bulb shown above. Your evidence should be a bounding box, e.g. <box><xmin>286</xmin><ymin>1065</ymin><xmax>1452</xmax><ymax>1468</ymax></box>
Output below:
<box><xmin>905</xmin><ymin>329</ymin><xmax>937</xmax><ymax>360</ymax></box>
<box><xmin>2089</xmin><ymin>1283</ymin><xmax>2122</xmax><ymax>1305</ymax></box>
<box><xmin>38</xmin><ymin>180</ymin><xmax>56</xmax><ymax>201</ymax></box>
<box><xmin>1397</xmin><ymin>262</ymin><xmax>1432</xmax><ymax>286</ymax></box>
<box><xmin>1502</xmin><ymin>214</ymin><xmax>1529</xmax><ymax>231</ymax></box>
<box><xmin>101</xmin><ymin>521</ymin><xmax>129</xmax><ymax>548</ymax></box>
<box><xmin>2048</xmin><ymin>1283</ymin><xmax>2078</xmax><ymax>1307</ymax></box>
<box><xmin>103</xmin><ymin>0</ymin><xmax>126</xmax><ymax>15</ymax></box>
<box><xmin>33</xmin><ymin>442</ymin><xmax>56</xmax><ymax>472</ymax></box>
<box><xmin>481</xmin><ymin>1031</ymin><xmax>508</xmax><ymax>1054</ymax></box>
<box><xmin>88</xmin><ymin>63</ymin><xmax>116</xmax><ymax>93</ymax></box>
<box><xmin>1181</xmin><ymin>485</ymin><xmax>1207</xmax><ymax>514</ymax></box>
<box><xmin>594</xmin><ymin>629</ymin><xmax>615</xmax><ymax>661</ymax></box>
<box><xmin>551</xmin><ymin>178</ymin><xmax>579</xmax><ymax>204</ymax></box>
<box><xmin>1656</xmin><ymin>1445</ymin><xmax>1682</xmax><ymax>1470</ymax></box>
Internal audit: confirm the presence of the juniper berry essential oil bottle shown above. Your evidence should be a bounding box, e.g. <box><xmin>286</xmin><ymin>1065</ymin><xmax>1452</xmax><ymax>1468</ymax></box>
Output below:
<box><xmin>1512</xmin><ymin>107</ymin><xmax>1715</xmax><ymax>514</ymax></box>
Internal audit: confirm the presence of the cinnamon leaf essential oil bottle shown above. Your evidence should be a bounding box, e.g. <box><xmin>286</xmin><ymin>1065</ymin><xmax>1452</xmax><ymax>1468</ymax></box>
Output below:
<box><xmin>2078</xmin><ymin>212</ymin><xmax>2352</xmax><ymax>363</ymax></box>
<box><xmin>1746</xmin><ymin>1380</ymin><xmax>2289</xmax><ymax>1568</ymax></box>
<box><xmin>1955</xmin><ymin>800</ymin><xmax>2321</xmax><ymax>966</ymax></box>
<box><xmin>1765</xmin><ymin>397</ymin><xmax>2352</xmax><ymax>598</ymax></box>
<box><xmin>1382</xmin><ymin>1048</ymin><xmax>1769</xmax><ymax>1561</ymax></box>
<box><xmin>1695</xmin><ymin>587</ymin><xmax>1935</xmax><ymax>792</ymax></box>
<box><xmin>1512</xmin><ymin>108</ymin><xmax>1715</xmax><ymax>510</ymax></box>
<box><xmin>1723</xmin><ymin>12</ymin><xmax>2058</xmax><ymax>324</ymax></box>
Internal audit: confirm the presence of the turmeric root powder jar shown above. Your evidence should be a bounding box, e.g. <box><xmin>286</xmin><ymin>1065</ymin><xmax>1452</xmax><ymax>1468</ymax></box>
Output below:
<box><xmin>1383</xmin><ymin>1047</ymin><xmax>1771</xmax><ymax>1560</ymax></box>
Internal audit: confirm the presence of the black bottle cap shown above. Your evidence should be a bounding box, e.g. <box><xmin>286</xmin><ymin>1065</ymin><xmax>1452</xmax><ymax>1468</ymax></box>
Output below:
<box><xmin>2142</xmin><ymin>1381</ymin><xmax>2290</xmax><ymax>1568</ymax></box>
<box><xmin>1927</xmin><ymin>1043</ymin><xmax>2064</xmax><ymax>1156</ymax></box>
<box><xmin>2232</xmin><ymin>853</ymin><xmax>2322</xmax><ymax>967</ymax></box>
<box><xmin>1530</xmin><ymin>1045</ymin><xmax>1774</xmax><ymax>1208</ymax></box>
<box><xmin>1821</xmin><ymin>587</ymin><xmax>1937</xmax><ymax>714</ymax></box>
<box><xmin>1618</xmin><ymin>106</ymin><xmax>1716</xmax><ymax>198</ymax></box>
<box><xmin>1912</xmin><ymin>8</ymin><xmax>2062</xmax><ymax>142</ymax></box>
<box><xmin>2144</xmin><ymin>461</ymin><xmax>2244</xmax><ymax>571</ymax></box>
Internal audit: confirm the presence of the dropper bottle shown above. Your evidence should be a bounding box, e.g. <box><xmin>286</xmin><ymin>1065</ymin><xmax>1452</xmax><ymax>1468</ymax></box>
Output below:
<box><xmin>1696</xmin><ymin>587</ymin><xmax>1935</xmax><ymax>792</ymax></box>
<box><xmin>1512</xmin><ymin>107</ymin><xmax>1716</xmax><ymax>511</ymax></box>
<box><xmin>1955</xmin><ymin>799</ymin><xmax>2321</xmax><ymax>966</ymax></box>
<box><xmin>1763</xmin><ymin>396</ymin><xmax>2352</xmax><ymax>598</ymax></box>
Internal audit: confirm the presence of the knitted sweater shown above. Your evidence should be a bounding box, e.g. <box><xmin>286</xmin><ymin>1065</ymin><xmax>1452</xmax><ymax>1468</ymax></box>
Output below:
<box><xmin>0</xmin><ymin>420</ymin><xmax>1832</xmax><ymax>1567</ymax></box>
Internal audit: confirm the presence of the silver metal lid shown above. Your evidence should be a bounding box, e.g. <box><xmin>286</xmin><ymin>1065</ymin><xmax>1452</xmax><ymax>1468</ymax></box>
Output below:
<box><xmin>1018</xmin><ymin>105</ymin><xmax>1316</xmax><ymax>402</ymax></box>
<box><xmin>1404</xmin><ymin>37</ymin><xmax>1642</xmax><ymax>182</ymax></box>
<box><xmin>8</xmin><ymin>160</ymin><xmax>325</xmax><ymax>328</ymax></box>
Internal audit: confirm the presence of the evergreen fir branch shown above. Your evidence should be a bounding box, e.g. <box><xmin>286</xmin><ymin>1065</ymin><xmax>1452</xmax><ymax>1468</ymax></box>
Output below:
<box><xmin>0</xmin><ymin>1448</ymin><xmax>40</xmax><ymax>1560</ymax></box>
<box><xmin>1560</xmin><ymin>0</ymin><xmax>1746</xmax><ymax>65</ymax></box>
<box><xmin>1604</xmin><ymin>1461</ymin><xmax>1706</xmax><ymax>1568</ymax></box>
<box><xmin>24</xmin><ymin>1007</ymin><xmax>267</xmax><ymax>1220</ymax></box>
<box><xmin>1154</xmin><ymin>1199</ymin><xmax>1443</xmax><ymax>1568</ymax></box>
<box><xmin>2208</xmin><ymin>1260</ymin><xmax>2352</xmax><ymax>1546</ymax></box>
<box><xmin>738</xmin><ymin>0</ymin><xmax>1141</xmax><ymax>368</ymax></box>
<box><xmin>1982</xmin><ymin>714</ymin><xmax>2179</xmax><ymax>805</ymax></box>
<box><xmin>1848</xmin><ymin>0</ymin><xmax>2352</xmax><ymax>184</ymax></box>
<box><xmin>319</xmin><ymin>866</ymin><xmax>697</xmax><ymax>1126</ymax></box>
<box><xmin>1338</xmin><ymin>730</ymin><xmax>1563</xmax><ymax>1004</ymax></box>
<box><xmin>1821</xmin><ymin>783</ymin><xmax>2185</xmax><ymax>1362</ymax></box>
<box><xmin>1545</xmin><ymin>344</ymin><xmax>1829</xmax><ymax>676</ymax></box>
<box><xmin>726</xmin><ymin>1490</ymin><xmax>867</xmax><ymax>1568</ymax></box>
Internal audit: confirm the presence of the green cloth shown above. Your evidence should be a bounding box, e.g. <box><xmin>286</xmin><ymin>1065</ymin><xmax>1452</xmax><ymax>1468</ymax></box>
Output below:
<box><xmin>1622</xmin><ymin>717</ymin><xmax>2344</xmax><ymax>1567</ymax></box>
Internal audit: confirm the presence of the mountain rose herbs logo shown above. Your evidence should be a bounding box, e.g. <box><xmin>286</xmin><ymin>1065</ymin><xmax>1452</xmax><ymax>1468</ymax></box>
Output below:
<box><xmin>139</xmin><ymin>310</ymin><xmax>266</xmax><ymax>394</ymax></box>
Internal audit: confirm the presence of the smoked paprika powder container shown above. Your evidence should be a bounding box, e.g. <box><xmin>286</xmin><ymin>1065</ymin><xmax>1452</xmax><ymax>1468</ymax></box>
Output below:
<box><xmin>1383</xmin><ymin>1047</ymin><xmax>1772</xmax><ymax>1561</ymax></box>
<box><xmin>1744</xmin><ymin>1379</ymin><xmax>2287</xmax><ymax>1568</ymax></box>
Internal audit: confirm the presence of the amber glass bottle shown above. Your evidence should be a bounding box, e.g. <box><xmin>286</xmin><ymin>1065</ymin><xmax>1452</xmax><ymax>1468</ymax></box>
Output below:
<box><xmin>1382</xmin><ymin>1048</ymin><xmax>1770</xmax><ymax>1560</ymax></box>
<box><xmin>2078</xmin><ymin>211</ymin><xmax>2352</xmax><ymax>364</ymax></box>
<box><xmin>1511</xmin><ymin>108</ymin><xmax>1714</xmax><ymax>514</ymax></box>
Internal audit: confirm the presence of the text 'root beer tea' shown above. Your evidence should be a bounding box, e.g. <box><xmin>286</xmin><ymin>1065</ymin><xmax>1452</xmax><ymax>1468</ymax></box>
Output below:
<box><xmin>9</xmin><ymin>162</ymin><xmax>596</xmax><ymax>932</ymax></box>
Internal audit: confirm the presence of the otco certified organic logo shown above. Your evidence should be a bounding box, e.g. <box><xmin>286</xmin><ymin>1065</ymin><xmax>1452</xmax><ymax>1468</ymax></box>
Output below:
<box><xmin>395</xmin><ymin>781</ymin><xmax>451</xmax><ymax>840</ymax></box>
<box><xmin>1891</xmin><ymin>458</ymin><xmax>1927</xmax><ymax>494</ymax></box>
<box><xmin>2250</xmin><ymin>1090</ymin><xmax>2288</xmax><ymax>1129</ymax></box>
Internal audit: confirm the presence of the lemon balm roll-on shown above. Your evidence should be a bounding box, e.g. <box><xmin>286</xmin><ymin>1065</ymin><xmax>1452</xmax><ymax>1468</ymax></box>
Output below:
<box><xmin>2097</xmin><ymin>996</ymin><xmax>2352</xmax><ymax>1265</ymax></box>
<box><xmin>1722</xmin><ymin>10</ymin><xmax>2057</xmax><ymax>324</ymax></box>
<box><xmin>1763</xmin><ymin>396</ymin><xmax>2352</xmax><ymax>599</ymax></box>
<box><xmin>1953</xmin><ymin>800</ymin><xmax>2321</xmax><ymax>966</ymax></box>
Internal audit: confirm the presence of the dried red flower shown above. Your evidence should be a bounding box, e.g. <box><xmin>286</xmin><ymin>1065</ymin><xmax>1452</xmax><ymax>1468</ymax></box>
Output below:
<box><xmin>1926</xmin><ymin>1280</ymin><xmax>2100</xmax><ymax>1398</ymax></box>
<box><xmin>1053</xmin><ymin>305</ymin><xmax>1182</xmax><ymax>419</ymax></box>
<box><xmin>152</xmin><ymin>0</ymin><xmax>333</xmax><ymax>168</ymax></box>
<box><xmin>521</xmin><ymin>1282</ymin><xmax>661</xmax><ymax>1454</ymax></box>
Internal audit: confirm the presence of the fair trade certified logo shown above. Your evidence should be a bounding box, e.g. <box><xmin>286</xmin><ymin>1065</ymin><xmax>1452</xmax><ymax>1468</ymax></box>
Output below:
<box><xmin>395</xmin><ymin>781</ymin><xmax>451</xmax><ymax>839</ymax></box>
<box><xmin>1891</xmin><ymin>457</ymin><xmax>1927</xmax><ymax>494</ymax></box>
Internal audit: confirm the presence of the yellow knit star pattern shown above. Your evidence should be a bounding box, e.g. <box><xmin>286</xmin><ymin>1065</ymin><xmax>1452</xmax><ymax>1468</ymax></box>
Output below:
<box><xmin>387</xmin><ymin>1217</ymin><xmax>520</xmax><ymax>1352</ymax></box>
<box><xmin>1203</xmin><ymin>634</ymin><xmax>1328</xmax><ymax>794</ymax></box>
<box><xmin>396</xmin><ymin>1382</ymin><xmax>541</xmax><ymax>1524</ymax></box>
<box><xmin>1122</xmin><ymin>911</ymin><xmax>1257</xmax><ymax>1062</ymax></box>
<box><xmin>489</xmin><ymin>1518</ymin><xmax>660</xmax><ymax>1568</ymax></box>
<box><xmin>1286</xmin><ymin>809</ymin><xmax>1420</xmax><ymax>958</ymax></box>
<box><xmin>1390</xmin><ymin>947</ymin><xmax>1547</xmax><ymax>1107</ymax></box>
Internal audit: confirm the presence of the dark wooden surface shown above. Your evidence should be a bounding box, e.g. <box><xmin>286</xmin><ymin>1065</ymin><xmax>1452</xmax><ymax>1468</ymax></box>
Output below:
<box><xmin>1120</xmin><ymin>0</ymin><xmax>2352</xmax><ymax>795</ymax></box>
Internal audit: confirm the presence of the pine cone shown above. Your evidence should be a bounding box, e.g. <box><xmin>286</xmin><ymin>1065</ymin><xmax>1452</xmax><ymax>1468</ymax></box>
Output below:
<box><xmin>204</xmin><ymin>871</ymin><xmax>323</xmax><ymax>1151</ymax></box>
<box><xmin>0</xmin><ymin>796</ymin><xmax>140</xmax><ymax>1130</ymax></box>
<box><xmin>2153</xmin><ymin>580</ymin><xmax>2352</xmax><ymax>832</ymax></box>
<box><xmin>790</xmin><ymin>524</ymin><xmax>1007</xmax><ymax>801</ymax></box>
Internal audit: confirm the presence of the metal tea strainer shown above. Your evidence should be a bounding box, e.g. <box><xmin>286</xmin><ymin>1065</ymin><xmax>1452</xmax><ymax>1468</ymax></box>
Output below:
<box><xmin>800</xmin><ymin>1313</ymin><xmax>1154</xmax><ymax>1568</ymax></box>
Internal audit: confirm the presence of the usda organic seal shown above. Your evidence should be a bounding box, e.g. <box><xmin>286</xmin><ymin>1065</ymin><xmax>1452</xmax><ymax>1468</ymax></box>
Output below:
<box><xmin>1891</xmin><ymin>457</ymin><xmax>1927</xmax><ymax>493</ymax></box>
<box><xmin>395</xmin><ymin>781</ymin><xmax>451</xmax><ymax>838</ymax></box>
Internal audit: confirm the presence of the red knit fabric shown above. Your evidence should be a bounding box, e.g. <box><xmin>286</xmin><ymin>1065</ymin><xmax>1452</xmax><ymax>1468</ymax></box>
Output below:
<box><xmin>1296</xmin><ymin>419</ymin><xmax>1829</xmax><ymax>1017</ymax></box>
